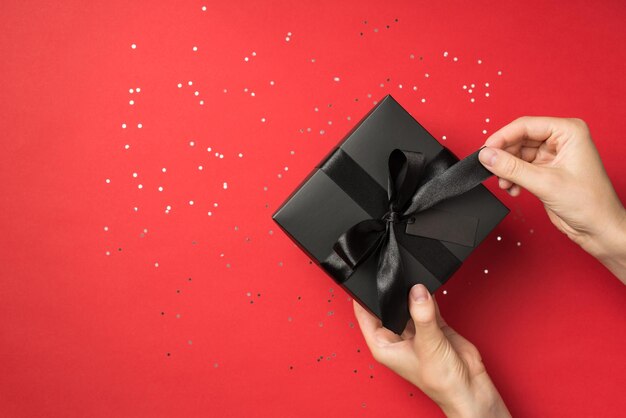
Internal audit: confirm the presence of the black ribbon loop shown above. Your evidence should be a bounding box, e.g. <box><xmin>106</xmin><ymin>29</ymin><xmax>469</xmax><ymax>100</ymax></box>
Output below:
<box><xmin>321</xmin><ymin>146</ymin><xmax>492</xmax><ymax>334</ymax></box>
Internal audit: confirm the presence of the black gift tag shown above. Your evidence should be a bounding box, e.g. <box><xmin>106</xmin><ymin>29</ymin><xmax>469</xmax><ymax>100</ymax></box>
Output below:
<box><xmin>405</xmin><ymin>209</ymin><xmax>478</xmax><ymax>247</ymax></box>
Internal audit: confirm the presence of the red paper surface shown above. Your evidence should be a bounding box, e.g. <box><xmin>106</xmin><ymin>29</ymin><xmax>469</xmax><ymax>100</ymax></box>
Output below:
<box><xmin>2</xmin><ymin>1</ymin><xmax>625</xmax><ymax>416</ymax></box>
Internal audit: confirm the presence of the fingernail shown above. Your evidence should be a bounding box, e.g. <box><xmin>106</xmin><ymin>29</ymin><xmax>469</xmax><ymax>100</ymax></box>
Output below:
<box><xmin>479</xmin><ymin>147</ymin><xmax>497</xmax><ymax>167</ymax></box>
<box><xmin>411</xmin><ymin>284</ymin><xmax>429</xmax><ymax>303</ymax></box>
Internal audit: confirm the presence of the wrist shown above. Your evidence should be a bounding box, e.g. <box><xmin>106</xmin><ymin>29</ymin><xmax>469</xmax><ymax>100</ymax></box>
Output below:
<box><xmin>584</xmin><ymin>207</ymin><xmax>626</xmax><ymax>282</ymax></box>
<box><xmin>439</xmin><ymin>372</ymin><xmax>511</xmax><ymax>418</ymax></box>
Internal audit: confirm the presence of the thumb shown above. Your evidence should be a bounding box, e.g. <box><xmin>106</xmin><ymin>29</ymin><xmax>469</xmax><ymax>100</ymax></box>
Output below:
<box><xmin>409</xmin><ymin>284</ymin><xmax>446</xmax><ymax>357</ymax></box>
<box><xmin>478</xmin><ymin>147</ymin><xmax>549</xmax><ymax>199</ymax></box>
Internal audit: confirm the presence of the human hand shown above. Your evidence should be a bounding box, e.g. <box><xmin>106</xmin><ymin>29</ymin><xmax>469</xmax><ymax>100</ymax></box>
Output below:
<box><xmin>478</xmin><ymin>117</ymin><xmax>626</xmax><ymax>281</ymax></box>
<box><xmin>353</xmin><ymin>284</ymin><xmax>511</xmax><ymax>418</ymax></box>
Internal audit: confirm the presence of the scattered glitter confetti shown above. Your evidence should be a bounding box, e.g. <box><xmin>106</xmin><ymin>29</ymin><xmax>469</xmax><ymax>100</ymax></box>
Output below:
<box><xmin>131</xmin><ymin>43</ymin><xmax>136</xmax><ymax>49</ymax></box>
<box><xmin>223</xmin><ymin>182</ymin><xmax>228</xmax><ymax>189</ymax></box>
<box><xmin>333</xmin><ymin>76</ymin><xmax>340</xmax><ymax>82</ymax></box>
<box><xmin>484</xmin><ymin>269</ymin><xmax>489</xmax><ymax>274</ymax></box>
<box><xmin>443</xmin><ymin>290</ymin><xmax>448</xmax><ymax>295</ymax></box>
<box><xmin>189</xmin><ymin>200</ymin><xmax>194</xmax><ymax>205</ymax></box>
<box><xmin>497</xmin><ymin>236</ymin><xmax>502</xmax><ymax>241</ymax></box>
<box><xmin>137</xmin><ymin>123</ymin><xmax>143</xmax><ymax>128</ymax></box>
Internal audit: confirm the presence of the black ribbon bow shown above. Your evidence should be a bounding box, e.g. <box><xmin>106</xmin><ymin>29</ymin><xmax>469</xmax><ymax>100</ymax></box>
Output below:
<box><xmin>321</xmin><ymin>147</ymin><xmax>492</xmax><ymax>334</ymax></box>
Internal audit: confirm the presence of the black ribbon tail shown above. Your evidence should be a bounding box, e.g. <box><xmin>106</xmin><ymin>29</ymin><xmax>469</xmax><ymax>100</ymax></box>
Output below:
<box><xmin>376</xmin><ymin>223</ymin><xmax>410</xmax><ymax>334</ymax></box>
<box><xmin>403</xmin><ymin>148</ymin><xmax>493</xmax><ymax>215</ymax></box>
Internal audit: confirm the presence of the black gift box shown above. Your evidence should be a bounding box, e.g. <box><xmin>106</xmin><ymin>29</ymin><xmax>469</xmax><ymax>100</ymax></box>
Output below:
<box><xmin>272</xmin><ymin>95</ymin><xmax>509</xmax><ymax>334</ymax></box>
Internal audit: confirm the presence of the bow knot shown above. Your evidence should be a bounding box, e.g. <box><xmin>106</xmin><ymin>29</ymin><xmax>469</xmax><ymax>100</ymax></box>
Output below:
<box><xmin>382</xmin><ymin>210</ymin><xmax>403</xmax><ymax>224</ymax></box>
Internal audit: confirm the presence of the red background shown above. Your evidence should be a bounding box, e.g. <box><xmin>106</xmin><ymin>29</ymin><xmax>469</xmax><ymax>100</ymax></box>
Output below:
<box><xmin>2</xmin><ymin>1</ymin><xmax>625</xmax><ymax>416</ymax></box>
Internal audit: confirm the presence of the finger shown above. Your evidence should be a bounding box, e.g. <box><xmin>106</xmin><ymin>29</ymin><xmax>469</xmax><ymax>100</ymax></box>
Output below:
<box><xmin>408</xmin><ymin>284</ymin><xmax>447</xmax><ymax>358</ymax></box>
<box><xmin>353</xmin><ymin>300</ymin><xmax>402</xmax><ymax>350</ymax></box>
<box><xmin>401</xmin><ymin>318</ymin><xmax>416</xmax><ymax>340</ymax></box>
<box><xmin>498</xmin><ymin>177</ymin><xmax>513</xmax><ymax>189</ymax></box>
<box><xmin>479</xmin><ymin>147</ymin><xmax>553</xmax><ymax>200</ymax></box>
<box><xmin>520</xmin><ymin>146</ymin><xmax>540</xmax><ymax>163</ymax></box>
<box><xmin>508</xmin><ymin>184</ymin><xmax>521</xmax><ymax>196</ymax></box>
<box><xmin>432</xmin><ymin>296</ymin><xmax>447</xmax><ymax>328</ymax></box>
<box><xmin>484</xmin><ymin>116</ymin><xmax>559</xmax><ymax>149</ymax></box>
